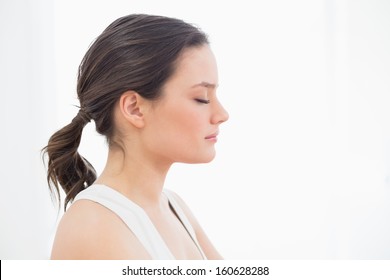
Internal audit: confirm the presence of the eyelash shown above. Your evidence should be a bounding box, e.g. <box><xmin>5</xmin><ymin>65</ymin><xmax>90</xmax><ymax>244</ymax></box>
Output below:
<box><xmin>195</xmin><ymin>98</ymin><xmax>210</xmax><ymax>104</ymax></box>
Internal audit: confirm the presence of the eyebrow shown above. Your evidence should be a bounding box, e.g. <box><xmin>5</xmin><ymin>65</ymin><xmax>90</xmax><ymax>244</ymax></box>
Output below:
<box><xmin>191</xmin><ymin>81</ymin><xmax>218</xmax><ymax>89</ymax></box>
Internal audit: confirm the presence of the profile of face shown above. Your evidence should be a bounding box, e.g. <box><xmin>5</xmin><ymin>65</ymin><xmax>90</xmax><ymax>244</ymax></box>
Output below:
<box><xmin>141</xmin><ymin>44</ymin><xmax>229</xmax><ymax>164</ymax></box>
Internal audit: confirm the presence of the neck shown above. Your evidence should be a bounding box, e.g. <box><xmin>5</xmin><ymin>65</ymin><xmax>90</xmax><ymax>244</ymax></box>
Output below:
<box><xmin>95</xmin><ymin>144</ymin><xmax>172</xmax><ymax>209</ymax></box>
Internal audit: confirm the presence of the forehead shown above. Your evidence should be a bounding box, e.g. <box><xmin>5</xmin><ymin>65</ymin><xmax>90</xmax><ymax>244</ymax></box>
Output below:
<box><xmin>167</xmin><ymin>45</ymin><xmax>218</xmax><ymax>88</ymax></box>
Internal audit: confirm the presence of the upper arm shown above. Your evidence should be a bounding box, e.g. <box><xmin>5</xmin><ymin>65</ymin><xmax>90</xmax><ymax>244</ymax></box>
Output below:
<box><xmin>170</xmin><ymin>191</ymin><xmax>223</xmax><ymax>260</ymax></box>
<box><xmin>50</xmin><ymin>200</ymin><xmax>151</xmax><ymax>260</ymax></box>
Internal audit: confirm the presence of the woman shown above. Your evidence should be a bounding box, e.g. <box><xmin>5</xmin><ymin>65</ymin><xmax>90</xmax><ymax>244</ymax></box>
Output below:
<box><xmin>44</xmin><ymin>14</ymin><xmax>229</xmax><ymax>260</ymax></box>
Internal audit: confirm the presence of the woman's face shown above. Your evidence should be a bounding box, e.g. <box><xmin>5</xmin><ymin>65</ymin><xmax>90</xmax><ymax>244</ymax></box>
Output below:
<box><xmin>142</xmin><ymin>44</ymin><xmax>229</xmax><ymax>165</ymax></box>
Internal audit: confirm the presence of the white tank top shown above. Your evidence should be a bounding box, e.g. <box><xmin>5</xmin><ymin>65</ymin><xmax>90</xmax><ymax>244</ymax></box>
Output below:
<box><xmin>73</xmin><ymin>184</ymin><xmax>206</xmax><ymax>260</ymax></box>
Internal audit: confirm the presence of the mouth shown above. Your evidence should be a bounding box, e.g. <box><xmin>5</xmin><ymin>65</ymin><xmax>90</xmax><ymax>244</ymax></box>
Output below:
<box><xmin>205</xmin><ymin>131</ymin><xmax>219</xmax><ymax>141</ymax></box>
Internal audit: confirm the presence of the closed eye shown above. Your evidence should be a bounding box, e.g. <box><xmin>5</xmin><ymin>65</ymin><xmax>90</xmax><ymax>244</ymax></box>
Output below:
<box><xmin>195</xmin><ymin>98</ymin><xmax>210</xmax><ymax>104</ymax></box>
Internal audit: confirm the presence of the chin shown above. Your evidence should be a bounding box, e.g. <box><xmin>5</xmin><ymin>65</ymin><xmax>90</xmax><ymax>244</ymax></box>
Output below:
<box><xmin>202</xmin><ymin>154</ymin><xmax>216</xmax><ymax>163</ymax></box>
<box><xmin>182</xmin><ymin>152</ymin><xmax>216</xmax><ymax>164</ymax></box>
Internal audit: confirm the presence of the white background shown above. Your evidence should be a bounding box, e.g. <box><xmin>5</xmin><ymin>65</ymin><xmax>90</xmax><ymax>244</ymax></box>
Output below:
<box><xmin>1</xmin><ymin>0</ymin><xmax>389</xmax><ymax>259</ymax></box>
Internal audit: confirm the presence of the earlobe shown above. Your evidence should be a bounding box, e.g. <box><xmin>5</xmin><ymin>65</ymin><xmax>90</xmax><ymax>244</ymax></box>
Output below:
<box><xmin>119</xmin><ymin>91</ymin><xmax>145</xmax><ymax>128</ymax></box>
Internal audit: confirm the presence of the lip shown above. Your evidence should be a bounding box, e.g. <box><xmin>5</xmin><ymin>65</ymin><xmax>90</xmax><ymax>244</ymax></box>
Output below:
<box><xmin>205</xmin><ymin>131</ymin><xmax>219</xmax><ymax>141</ymax></box>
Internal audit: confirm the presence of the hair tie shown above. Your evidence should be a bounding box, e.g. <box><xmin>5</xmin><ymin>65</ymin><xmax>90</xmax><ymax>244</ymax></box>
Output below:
<box><xmin>77</xmin><ymin>108</ymin><xmax>92</xmax><ymax>124</ymax></box>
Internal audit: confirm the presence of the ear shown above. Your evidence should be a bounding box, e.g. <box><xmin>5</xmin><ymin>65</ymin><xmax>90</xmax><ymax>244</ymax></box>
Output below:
<box><xmin>119</xmin><ymin>91</ymin><xmax>146</xmax><ymax>128</ymax></box>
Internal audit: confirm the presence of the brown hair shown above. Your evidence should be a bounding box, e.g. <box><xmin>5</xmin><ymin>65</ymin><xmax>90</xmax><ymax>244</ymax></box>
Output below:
<box><xmin>43</xmin><ymin>14</ymin><xmax>208</xmax><ymax>210</ymax></box>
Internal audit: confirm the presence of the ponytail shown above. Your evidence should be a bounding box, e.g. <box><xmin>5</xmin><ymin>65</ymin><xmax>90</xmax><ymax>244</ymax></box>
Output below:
<box><xmin>43</xmin><ymin>109</ymin><xmax>96</xmax><ymax>210</ymax></box>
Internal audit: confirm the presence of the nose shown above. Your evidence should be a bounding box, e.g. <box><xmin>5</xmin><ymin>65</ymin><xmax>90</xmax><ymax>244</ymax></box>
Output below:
<box><xmin>211</xmin><ymin>100</ymin><xmax>229</xmax><ymax>125</ymax></box>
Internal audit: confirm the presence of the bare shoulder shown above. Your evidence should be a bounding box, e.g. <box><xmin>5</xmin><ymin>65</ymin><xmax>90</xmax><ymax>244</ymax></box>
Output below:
<box><xmin>51</xmin><ymin>199</ymin><xmax>150</xmax><ymax>260</ymax></box>
<box><xmin>167</xmin><ymin>190</ymin><xmax>223</xmax><ymax>260</ymax></box>
<box><xmin>167</xmin><ymin>190</ymin><xmax>195</xmax><ymax>219</ymax></box>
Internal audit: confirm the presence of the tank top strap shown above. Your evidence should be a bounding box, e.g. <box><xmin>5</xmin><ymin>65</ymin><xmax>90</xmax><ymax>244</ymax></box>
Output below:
<box><xmin>73</xmin><ymin>184</ymin><xmax>174</xmax><ymax>259</ymax></box>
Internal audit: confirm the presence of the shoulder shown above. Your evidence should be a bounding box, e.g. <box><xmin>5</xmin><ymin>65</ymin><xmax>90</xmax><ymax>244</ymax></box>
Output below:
<box><xmin>164</xmin><ymin>189</ymin><xmax>201</xmax><ymax>230</ymax></box>
<box><xmin>50</xmin><ymin>199</ymin><xmax>150</xmax><ymax>259</ymax></box>
<box><xmin>165</xmin><ymin>189</ymin><xmax>190</xmax><ymax>213</ymax></box>
<box><xmin>165</xmin><ymin>189</ymin><xmax>223</xmax><ymax>260</ymax></box>
<box><xmin>165</xmin><ymin>190</ymin><xmax>199</xmax><ymax>228</ymax></box>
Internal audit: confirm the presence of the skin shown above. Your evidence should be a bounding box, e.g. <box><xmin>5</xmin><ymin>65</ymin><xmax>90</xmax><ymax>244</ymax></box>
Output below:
<box><xmin>51</xmin><ymin>44</ymin><xmax>229</xmax><ymax>260</ymax></box>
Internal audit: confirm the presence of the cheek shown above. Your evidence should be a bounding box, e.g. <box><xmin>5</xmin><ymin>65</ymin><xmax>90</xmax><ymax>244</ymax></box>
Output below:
<box><xmin>166</xmin><ymin>106</ymin><xmax>204</xmax><ymax>137</ymax></box>
<box><xmin>152</xmin><ymin>103</ymin><xmax>206</xmax><ymax>150</ymax></box>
